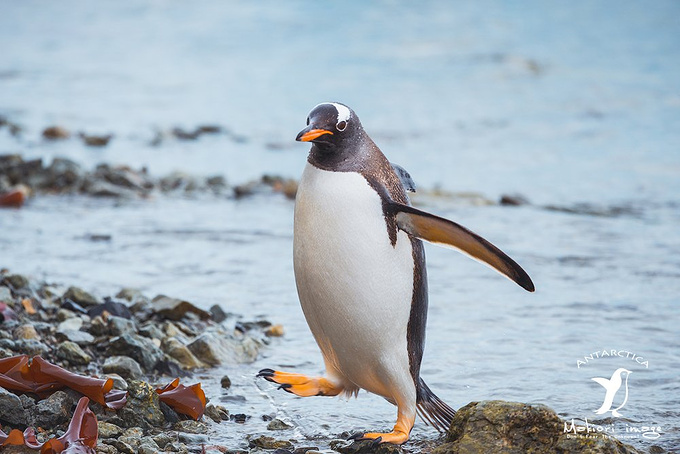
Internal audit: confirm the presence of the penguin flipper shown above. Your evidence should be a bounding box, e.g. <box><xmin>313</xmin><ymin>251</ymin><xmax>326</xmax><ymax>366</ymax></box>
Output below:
<box><xmin>391</xmin><ymin>203</ymin><xmax>535</xmax><ymax>292</ymax></box>
<box><xmin>391</xmin><ymin>163</ymin><xmax>416</xmax><ymax>193</ymax></box>
<box><xmin>591</xmin><ymin>377</ymin><xmax>610</xmax><ymax>389</ymax></box>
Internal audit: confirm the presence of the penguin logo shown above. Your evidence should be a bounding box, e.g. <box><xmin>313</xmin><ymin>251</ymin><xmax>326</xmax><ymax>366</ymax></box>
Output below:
<box><xmin>592</xmin><ymin>368</ymin><xmax>632</xmax><ymax>417</ymax></box>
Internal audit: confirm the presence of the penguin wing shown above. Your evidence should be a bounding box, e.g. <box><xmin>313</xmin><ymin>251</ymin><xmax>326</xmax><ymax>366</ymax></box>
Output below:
<box><xmin>391</xmin><ymin>163</ymin><xmax>416</xmax><ymax>193</ymax></box>
<box><xmin>591</xmin><ymin>377</ymin><xmax>610</xmax><ymax>389</ymax></box>
<box><xmin>391</xmin><ymin>203</ymin><xmax>535</xmax><ymax>292</ymax></box>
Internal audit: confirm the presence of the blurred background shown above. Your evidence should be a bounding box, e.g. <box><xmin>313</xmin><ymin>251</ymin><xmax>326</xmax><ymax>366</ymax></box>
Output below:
<box><xmin>1</xmin><ymin>1</ymin><xmax>679</xmax><ymax>451</ymax></box>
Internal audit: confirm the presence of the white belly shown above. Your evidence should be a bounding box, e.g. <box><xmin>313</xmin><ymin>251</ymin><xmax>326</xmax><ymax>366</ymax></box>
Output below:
<box><xmin>293</xmin><ymin>163</ymin><xmax>416</xmax><ymax>401</ymax></box>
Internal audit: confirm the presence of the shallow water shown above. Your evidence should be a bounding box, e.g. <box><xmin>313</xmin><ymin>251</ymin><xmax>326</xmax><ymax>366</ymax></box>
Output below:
<box><xmin>1</xmin><ymin>1</ymin><xmax>679</xmax><ymax>451</ymax></box>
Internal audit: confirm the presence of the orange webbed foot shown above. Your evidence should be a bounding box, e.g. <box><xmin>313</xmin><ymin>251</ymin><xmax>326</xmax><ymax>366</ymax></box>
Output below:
<box><xmin>257</xmin><ymin>369</ymin><xmax>342</xmax><ymax>397</ymax></box>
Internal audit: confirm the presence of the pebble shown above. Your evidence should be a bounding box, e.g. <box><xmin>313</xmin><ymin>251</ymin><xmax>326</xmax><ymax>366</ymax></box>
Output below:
<box><xmin>63</xmin><ymin>286</ymin><xmax>100</xmax><ymax>307</ymax></box>
<box><xmin>12</xmin><ymin>324</ymin><xmax>40</xmax><ymax>340</ymax></box>
<box><xmin>220</xmin><ymin>374</ymin><xmax>232</xmax><ymax>389</ymax></box>
<box><xmin>14</xmin><ymin>339</ymin><xmax>50</xmax><ymax>356</ymax></box>
<box><xmin>42</xmin><ymin>126</ymin><xmax>71</xmax><ymax>140</ymax></box>
<box><xmin>103</xmin><ymin>355</ymin><xmax>145</xmax><ymax>380</ymax></box>
<box><xmin>117</xmin><ymin>380</ymin><xmax>165</xmax><ymax>429</ymax></box>
<box><xmin>161</xmin><ymin>337</ymin><xmax>203</xmax><ymax>370</ymax></box>
<box><xmin>265</xmin><ymin>324</ymin><xmax>285</xmax><ymax>337</ymax></box>
<box><xmin>267</xmin><ymin>418</ymin><xmax>293</xmax><ymax>430</ymax></box>
<box><xmin>3</xmin><ymin>274</ymin><xmax>29</xmax><ymax>290</ymax></box>
<box><xmin>56</xmin><ymin>308</ymin><xmax>78</xmax><ymax>321</ymax></box>
<box><xmin>151</xmin><ymin>295</ymin><xmax>211</xmax><ymax>321</ymax></box>
<box><xmin>105</xmin><ymin>373</ymin><xmax>128</xmax><ymax>391</ymax></box>
<box><xmin>0</xmin><ymin>286</ymin><xmax>12</xmax><ymax>301</ymax></box>
<box><xmin>108</xmin><ymin>315</ymin><xmax>136</xmax><ymax>336</ymax></box>
<box><xmin>138</xmin><ymin>322</ymin><xmax>164</xmax><ymax>340</ymax></box>
<box><xmin>137</xmin><ymin>439</ymin><xmax>161</xmax><ymax>454</ymax></box>
<box><xmin>98</xmin><ymin>421</ymin><xmax>124</xmax><ymax>438</ymax></box>
<box><xmin>56</xmin><ymin>340</ymin><xmax>92</xmax><ymax>365</ymax></box>
<box><xmin>109</xmin><ymin>333</ymin><xmax>164</xmax><ymax>371</ymax></box>
<box><xmin>32</xmin><ymin>391</ymin><xmax>75</xmax><ymax>428</ymax></box>
<box><xmin>209</xmin><ymin>304</ymin><xmax>228</xmax><ymax>323</ymax></box>
<box><xmin>174</xmin><ymin>420</ymin><xmax>208</xmax><ymax>434</ymax></box>
<box><xmin>249</xmin><ymin>435</ymin><xmax>294</xmax><ymax>450</ymax></box>
<box><xmin>57</xmin><ymin>316</ymin><xmax>83</xmax><ymax>332</ymax></box>
<box><xmin>55</xmin><ymin>329</ymin><xmax>95</xmax><ymax>345</ymax></box>
<box><xmin>102</xmin><ymin>439</ymin><xmax>135</xmax><ymax>454</ymax></box>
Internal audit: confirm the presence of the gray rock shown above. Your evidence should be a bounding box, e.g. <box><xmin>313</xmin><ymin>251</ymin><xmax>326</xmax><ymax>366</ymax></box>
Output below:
<box><xmin>102</xmin><ymin>439</ymin><xmax>135</xmax><ymax>454</ymax></box>
<box><xmin>432</xmin><ymin>400</ymin><xmax>642</xmax><ymax>454</ymax></box>
<box><xmin>209</xmin><ymin>304</ymin><xmax>228</xmax><ymax>323</ymax></box>
<box><xmin>138</xmin><ymin>322</ymin><xmax>164</xmax><ymax>341</ymax></box>
<box><xmin>161</xmin><ymin>337</ymin><xmax>203</xmax><ymax>370</ymax></box>
<box><xmin>105</xmin><ymin>373</ymin><xmax>128</xmax><ymax>391</ymax></box>
<box><xmin>117</xmin><ymin>380</ymin><xmax>165</xmax><ymax>429</ymax></box>
<box><xmin>151</xmin><ymin>295</ymin><xmax>211</xmax><ymax>321</ymax></box>
<box><xmin>98</xmin><ymin>421</ymin><xmax>124</xmax><ymax>438</ymax></box>
<box><xmin>56</xmin><ymin>308</ymin><xmax>77</xmax><ymax>321</ymax></box>
<box><xmin>163</xmin><ymin>442</ymin><xmax>188</xmax><ymax>454</ymax></box>
<box><xmin>249</xmin><ymin>435</ymin><xmax>294</xmax><ymax>450</ymax></box>
<box><xmin>57</xmin><ymin>316</ymin><xmax>83</xmax><ymax>332</ymax></box>
<box><xmin>0</xmin><ymin>386</ymin><xmax>28</xmax><ymax>425</ymax></box>
<box><xmin>331</xmin><ymin>440</ymin><xmax>402</xmax><ymax>454</ymax></box>
<box><xmin>0</xmin><ymin>286</ymin><xmax>12</xmax><ymax>302</ymax></box>
<box><xmin>3</xmin><ymin>274</ymin><xmax>29</xmax><ymax>290</ymax></box>
<box><xmin>63</xmin><ymin>286</ymin><xmax>99</xmax><ymax>307</ymax></box>
<box><xmin>267</xmin><ymin>418</ymin><xmax>293</xmax><ymax>430</ymax></box>
<box><xmin>103</xmin><ymin>355</ymin><xmax>144</xmax><ymax>380</ymax></box>
<box><xmin>151</xmin><ymin>432</ymin><xmax>175</xmax><ymax>449</ymax></box>
<box><xmin>173</xmin><ymin>420</ymin><xmax>208</xmax><ymax>434</ymax></box>
<box><xmin>56</xmin><ymin>340</ymin><xmax>91</xmax><ymax>365</ymax></box>
<box><xmin>108</xmin><ymin>315</ymin><xmax>136</xmax><ymax>336</ymax></box>
<box><xmin>32</xmin><ymin>390</ymin><xmax>75</xmax><ymax>428</ymax></box>
<box><xmin>187</xmin><ymin>331</ymin><xmax>260</xmax><ymax>366</ymax></box>
<box><xmin>109</xmin><ymin>333</ymin><xmax>164</xmax><ymax>371</ymax></box>
<box><xmin>14</xmin><ymin>339</ymin><xmax>50</xmax><ymax>356</ymax></box>
<box><xmin>204</xmin><ymin>403</ymin><xmax>223</xmax><ymax>423</ymax></box>
<box><xmin>138</xmin><ymin>439</ymin><xmax>161</xmax><ymax>454</ymax></box>
<box><xmin>96</xmin><ymin>444</ymin><xmax>118</xmax><ymax>454</ymax></box>
<box><xmin>84</xmin><ymin>179</ymin><xmax>139</xmax><ymax>198</ymax></box>
<box><xmin>55</xmin><ymin>329</ymin><xmax>95</xmax><ymax>345</ymax></box>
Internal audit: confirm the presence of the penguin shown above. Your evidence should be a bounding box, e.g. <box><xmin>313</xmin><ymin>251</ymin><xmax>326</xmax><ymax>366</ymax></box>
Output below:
<box><xmin>593</xmin><ymin>368</ymin><xmax>632</xmax><ymax>417</ymax></box>
<box><xmin>258</xmin><ymin>102</ymin><xmax>535</xmax><ymax>445</ymax></box>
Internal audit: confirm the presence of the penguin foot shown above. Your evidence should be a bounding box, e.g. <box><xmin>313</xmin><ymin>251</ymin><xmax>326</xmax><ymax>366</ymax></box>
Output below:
<box><xmin>257</xmin><ymin>369</ymin><xmax>342</xmax><ymax>397</ymax></box>
<box><xmin>358</xmin><ymin>430</ymin><xmax>408</xmax><ymax>445</ymax></box>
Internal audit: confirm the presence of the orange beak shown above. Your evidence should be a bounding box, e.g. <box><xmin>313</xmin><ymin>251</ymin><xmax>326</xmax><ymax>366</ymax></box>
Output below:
<box><xmin>296</xmin><ymin>128</ymin><xmax>333</xmax><ymax>142</ymax></box>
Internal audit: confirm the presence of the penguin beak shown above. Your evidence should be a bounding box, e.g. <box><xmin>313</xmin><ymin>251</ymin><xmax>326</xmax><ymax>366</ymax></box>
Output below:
<box><xmin>296</xmin><ymin>126</ymin><xmax>333</xmax><ymax>142</ymax></box>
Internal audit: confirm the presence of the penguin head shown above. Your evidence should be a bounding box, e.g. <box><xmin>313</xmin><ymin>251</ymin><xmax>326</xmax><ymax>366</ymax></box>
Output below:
<box><xmin>295</xmin><ymin>102</ymin><xmax>361</xmax><ymax>151</ymax></box>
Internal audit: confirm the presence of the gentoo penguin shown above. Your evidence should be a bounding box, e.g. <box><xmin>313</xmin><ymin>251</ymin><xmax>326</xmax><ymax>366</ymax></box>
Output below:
<box><xmin>259</xmin><ymin>102</ymin><xmax>534</xmax><ymax>444</ymax></box>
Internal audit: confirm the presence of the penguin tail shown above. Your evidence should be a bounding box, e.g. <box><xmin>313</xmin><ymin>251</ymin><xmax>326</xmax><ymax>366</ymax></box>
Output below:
<box><xmin>416</xmin><ymin>379</ymin><xmax>456</xmax><ymax>432</ymax></box>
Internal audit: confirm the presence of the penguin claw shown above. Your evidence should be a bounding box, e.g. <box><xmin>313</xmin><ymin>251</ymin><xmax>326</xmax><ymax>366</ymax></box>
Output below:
<box><xmin>278</xmin><ymin>383</ymin><xmax>292</xmax><ymax>392</ymax></box>
<box><xmin>347</xmin><ymin>432</ymin><xmax>363</xmax><ymax>441</ymax></box>
<box><xmin>370</xmin><ymin>437</ymin><xmax>383</xmax><ymax>447</ymax></box>
<box><xmin>257</xmin><ymin>368</ymin><xmax>275</xmax><ymax>380</ymax></box>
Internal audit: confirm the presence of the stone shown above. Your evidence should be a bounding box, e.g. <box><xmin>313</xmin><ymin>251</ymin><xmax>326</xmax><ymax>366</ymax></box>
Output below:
<box><xmin>55</xmin><ymin>329</ymin><xmax>95</xmax><ymax>345</ymax></box>
<box><xmin>138</xmin><ymin>439</ymin><xmax>161</xmax><ymax>454</ymax></box>
<box><xmin>80</xmin><ymin>132</ymin><xmax>113</xmax><ymax>147</ymax></box>
<box><xmin>161</xmin><ymin>337</ymin><xmax>203</xmax><ymax>370</ymax></box>
<box><xmin>220</xmin><ymin>374</ymin><xmax>231</xmax><ymax>389</ymax></box>
<box><xmin>0</xmin><ymin>386</ymin><xmax>28</xmax><ymax>425</ymax></box>
<box><xmin>138</xmin><ymin>322</ymin><xmax>164</xmax><ymax>341</ymax></box>
<box><xmin>330</xmin><ymin>440</ymin><xmax>403</xmax><ymax>454</ymax></box>
<box><xmin>163</xmin><ymin>442</ymin><xmax>188</xmax><ymax>454</ymax></box>
<box><xmin>57</xmin><ymin>316</ymin><xmax>83</xmax><ymax>332</ymax></box>
<box><xmin>98</xmin><ymin>421</ymin><xmax>124</xmax><ymax>438</ymax></box>
<box><xmin>117</xmin><ymin>380</ymin><xmax>165</xmax><ymax>429</ymax></box>
<box><xmin>265</xmin><ymin>324</ymin><xmax>285</xmax><ymax>337</ymax></box>
<box><xmin>204</xmin><ymin>403</ymin><xmax>223</xmax><ymax>423</ymax></box>
<box><xmin>106</xmin><ymin>373</ymin><xmax>128</xmax><ymax>390</ymax></box>
<box><xmin>249</xmin><ymin>435</ymin><xmax>294</xmax><ymax>450</ymax></box>
<box><xmin>102</xmin><ymin>439</ymin><xmax>135</xmax><ymax>454</ymax></box>
<box><xmin>63</xmin><ymin>286</ymin><xmax>99</xmax><ymax>307</ymax></box>
<box><xmin>32</xmin><ymin>390</ymin><xmax>75</xmax><ymax>428</ymax></box>
<box><xmin>14</xmin><ymin>339</ymin><xmax>50</xmax><ymax>356</ymax></box>
<box><xmin>88</xmin><ymin>299</ymin><xmax>133</xmax><ymax>320</ymax></box>
<box><xmin>187</xmin><ymin>332</ymin><xmax>260</xmax><ymax>366</ymax></box>
<box><xmin>13</xmin><ymin>324</ymin><xmax>40</xmax><ymax>340</ymax></box>
<box><xmin>500</xmin><ymin>194</ymin><xmax>531</xmax><ymax>206</ymax></box>
<box><xmin>96</xmin><ymin>444</ymin><xmax>118</xmax><ymax>454</ymax></box>
<box><xmin>151</xmin><ymin>432</ymin><xmax>175</xmax><ymax>449</ymax></box>
<box><xmin>56</xmin><ymin>340</ymin><xmax>91</xmax><ymax>365</ymax></box>
<box><xmin>0</xmin><ymin>286</ymin><xmax>12</xmax><ymax>302</ymax></box>
<box><xmin>42</xmin><ymin>126</ymin><xmax>70</xmax><ymax>140</ymax></box>
<box><xmin>431</xmin><ymin>400</ymin><xmax>643</xmax><ymax>454</ymax></box>
<box><xmin>151</xmin><ymin>295</ymin><xmax>211</xmax><ymax>321</ymax></box>
<box><xmin>108</xmin><ymin>315</ymin><xmax>136</xmax><ymax>336</ymax></box>
<box><xmin>173</xmin><ymin>420</ymin><xmax>208</xmax><ymax>434</ymax></box>
<box><xmin>109</xmin><ymin>333</ymin><xmax>164</xmax><ymax>371</ymax></box>
<box><xmin>103</xmin><ymin>356</ymin><xmax>144</xmax><ymax>380</ymax></box>
<box><xmin>3</xmin><ymin>274</ymin><xmax>29</xmax><ymax>290</ymax></box>
<box><xmin>209</xmin><ymin>304</ymin><xmax>228</xmax><ymax>323</ymax></box>
<box><xmin>267</xmin><ymin>418</ymin><xmax>293</xmax><ymax>430</ymax></box>
<box><xmin>56</xmin><ymin>308</ymin><xmax>77</xmax><ymax>321</ymax></box>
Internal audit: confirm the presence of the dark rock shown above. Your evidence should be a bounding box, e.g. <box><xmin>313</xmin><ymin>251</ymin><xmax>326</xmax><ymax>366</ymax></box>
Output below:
<box><xmin>220</xmin><ymin>374</ymin><xmax>231</xmax><ymax>389</ymax></box>
<box><xmin>209</xmin><ymin>304</ymin><xmax>228</xmax><ymax>323</ymax></box>
<box><xmin>88</xmin><ymin>298</ymin><xmax>133</xmax><ymax>319</ymax></box>
<box><xmin>230</xmin><ymin>413</ymin><xmax>249</xmax><ymax>423</ymax></box>
<box><xmin>249</xmin><ymin>435</ymin><xmax>294</xmax><ymax>450</ymax></box>
<box><xmin>103</xmin><ymin>355</ymin><xmax>145</xmax><ymax>380</ymax></box>
<box><xmin>174</xmin><ymin>420</ymin><xmax>208</xmax><ymax>434</ymax></box>
<box><xmin>14</xmin><ymin>339</ymin><xmax>50</xmax><ymax>356</ymax></box>
<box><xmin>204</xmin><ymin>403</ymin><xmax>224</xmax><ymax>423</ymax></box>
<box><xmin>137</xmin><ymin>439</ymin><xmax>161</xmax><ymax>454</ymax></box>
<box><xmin>42</xmin><ymin>126</ymin><xmax>70</xmax><ymax>140</ymax></box>
<box><xmin>0</xmin><ymin>386</ymin><xmax>28</xmax><ymax>425</ymax></box>
<box><xmin>102</xmin><ymin>439</ymin><xmax>135</xmax><ymax>454</ymax></box>
<box><xmin>109</xmin><ymin>333</ymin><xmax>164</xmax><ymax>371</ymax></box>
<box><xmin>267</xmin><ymin>418</ymin><xmax>293</xmax><ymax>430</ymax></box>
<box><xmin>56</xmin><ymin>340</ymin><xmax>92</xmax><ymax>365</ymax></box>
<box><xmin>431</xmin><ymin>400</ymin><xmax>642</xmax><ymax>454</ymax></box>
<box><xmin>3</xmin><ymin>274</ymin><xmax>29</xmax><ymax>290</ymax></box>
<box><xmin>151</xmin><ymin>295</ymin><xmax>211</xmax><ymax>321</ymax></box>
<box><xmin>164</xmin><ymin>441</ymin><xmax>189</xmax><ymax>453</ymax></box>
<box><xmin>117</xmin><ymin>380</ymin><xmax>165</xmax><ymax>429</ymax></box>
<box><xmin>79</xmin><ymin>132</ymin><xmax>113</xmax><ymax>147</ymax></box>
<box><xmin>60</xmin><ymin>299</ymin><xmax>88</xmax><ymax>314</ymax></box>
<box><xmin>32</xmin><ymin>390</ymin><xmax>75</xmax><ymax>428</ymax></box>
<box><xmin>161</xmin><ymin>337</ymin><xmax>203</xmax><ymax>370</ymax></box>
<box><xmin>500</xmin><ymin>194</ymin><xmax>531</xmax><ymax>206</ymax></box>
<box><xmin>330</xmin><ymin>440</ymin><xmax>403</xmax><ymax>454</ymax></box>
<box><xmin>46</xmin><ymin>157</ymin><xmax>82</xmax><ymax>191</ymax></box>
<box><xmin>151</xmin><ymin>432</ymin><xmax>175</xmax><ymax>449</ymax></box>
<box><xmin>159</xmin><ymin>400</ymin><xmax>180</xmax><ymax>425</ymax></box>
<box><xmin>63</xmin><ymin>286</ymin><xmax>99</xmax><ymax>307</ymax></box>
<box><xmin>107</xmin><ymin>315</ymin><xmax>136</xmax><ymax>336</ymax></box>
<box><xmin>293</xmin><ymin>448</ymin><xmax>320</xmax><ymax>454</ymax></box>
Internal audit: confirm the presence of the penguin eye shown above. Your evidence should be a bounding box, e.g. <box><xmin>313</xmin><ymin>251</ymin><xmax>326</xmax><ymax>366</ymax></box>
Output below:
<box><xmin>306</xmin><ymin>117</ymin><xmax>310</xmax><ymax>126</ymax></box>
<box><xmin>336</xmin><ymin>120</ymin><xmax>347</xmax><ymax>131</ymax></box>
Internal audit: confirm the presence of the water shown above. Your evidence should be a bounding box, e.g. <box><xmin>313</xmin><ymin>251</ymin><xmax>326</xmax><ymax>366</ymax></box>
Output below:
<box><xmin>1</xmin><ymin>1</ymin><xmax>679</xmax><ymax>451</ymax></box>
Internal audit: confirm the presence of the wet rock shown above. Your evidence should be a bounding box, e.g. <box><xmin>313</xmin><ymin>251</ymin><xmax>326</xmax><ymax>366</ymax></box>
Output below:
<box><xmin>63</xmin><ymin>286</ymin><xmax>100</xmax><ymax>307</ymax></box>
<box><xmin>159</xmin><ymin>400</ymin><xmax>180</xmax><ymax>424</ymax></box>
<box><xmin>56</xmin><ymin>340</ymin><xmax>92</xmax><ymax>365</ymax></box>
<box><xmin>3</xmin><ymin>274</ymin><xmax>29</xmax><ymax>290</ymax></box>
<box><xmin>161</xmin><ymin>337</ymin><xmax>203</xmax><ymax>370</ymax></box>
<box><xmin>88</xmin><ymin>298</ymin><xmax>133</xmax><ymax>319</ymax></box>
<box><xmin>432</xmin><ymin>400</ymin><xmax>642</xmax><ymax>454</ymax></box>
<box><xmin>32</xmin><ymin>390</ymin><xmax>75</xmax><ymax>428</ymax></box>
<box><xmin>80</xmin><ymin>132</ymin><xmax>113</xmax><ymax>147</ymax></box>
<box><xmin>14</xmin><ymin>339</ymin><xmax>50</xmax><ymax>356</ymax></box>
<box><xmin>164</xmin><ymin>442</ymin><xmax>189</xmax><ymax>454</ymax></box>
<box><xmin>249</xmin><ymin>435</ymin><xmax>294</xmax><ymax>450</ymax></box>
<box><xmin>174</xmin><ymin>420</ymin><xmax>208</xmax><ymax>434</ymax></box>
<box><xmin>108</xmin><ymin>315</ymin><xmax>136</xmax><ymax>336</ymax></box>
<box><xmin>204</xmin><ymin>403</ymin><xmax>227</xmax><ymax>423</ymax></box>
<box><xmin>106</xmin><ymin>373</ymin><xmax>129</xmax><ymax>391</ymax></box>
<box><xmin>265</xmin><ymin>324</ymin><xmax>285</xmax><ymax>337</ymax></box>
<box><xmin>138</xmin><ymin>322</ymin><xmax>164</xmax><ymax>341</ymax></box>
<box><xmin>55</xmin><ymin>328</ymin><xmax>95</xmax><ymax>345</ymax></box>
<box><xmin>151</xmin><ymin>432</ymin><xmax>175</xmax><ymax>449</ymax></box>
<box><xmin>102</xmin><ymin>439</ymin><xmax>135</xmax><ymax>454</ymax></box>
<box><xmin>138</xmin><ymin>439</ymin><xmax>161</xmax><ymax>454</ymax></box>
<box><xmin>103</xmin><ymin>355</ymin><xmax>145</xmax><ymax>380</ymax></box>
<box><xmin>293</xmin><ymin>448</ymin><xmax>320</xmax><ymax>454</ymax></box>
<box><xmin>267</xmin><ymin>418</ymin><xmax>293</xmax><ymax>430</ymax></box>
<box><xmin>0</xmin><ymin>386</ymin><xmax>28</xmax><ymax>425</ymax></box>
<box><xmin>187</xmin><ymin>331</ymin><xmax>260</xmax><ymax>365</ymax></box>
<box><xmin>109</xmin><ymin>333</ymin><xmax>164</xmax><ymax>371</ymax></box>
<box><xmin>117</xmin><ymin>380</ymin><xmax>165</xmax><ymax>429</ymax></box>
<box><xmin>13</xmin><ymin>323</ymin><xmax>40</xmax><ymax>340</ymax></box>
<box><xmin>209</xmin><ymin>304</ymin><xmax>228</xmax><ymax>323</ymax></box>
<box><xmin>84</xmin><ymin>179</ymin><xmax>139</xmax><ymax>198</ymax></box>
<box><xmin>500</xmin><ymin>194</ymin><xmax>531</xmax><ymax>206</ymax></box>
<box><xmin>94</xmin><ymin>164</ymin><xmax>154</xmax><ymax>192</ymax></box>
<box><xmin>0</xmin><ymin>286</ymin><xmax>12</xmax><ymax>302</ymax></box>
<box><xmin>46</xmin><ymin>157</ymin><xmax>82</xmax><ymax>191</ymax></box>
<box><xmin>220</xmin><ymin>374</ymin><xmax>232</xmax><ymax>389</ymax></box>
<box><xmin>230</xmin><ymin>413</ymin><xmax>249</xmax><ymax>423</ymax></box>
<box><xmin>98</xmin><ymin>421</ymin><xmax>124</xmax><ymax>438</ymax></box>
<box><xmin>330</xmin><ymin>440</ymin><xmax>403</xmax><ymax>454</ymax></box>
<box><xmin>151</xmin><ymin>295</ymin><xmax>211</xmax><ymax>321</ymax></box>
<box><xmin>42</xmin><ymin>126</ymin><xmax>71</xmax><ymax>140</ymax></box>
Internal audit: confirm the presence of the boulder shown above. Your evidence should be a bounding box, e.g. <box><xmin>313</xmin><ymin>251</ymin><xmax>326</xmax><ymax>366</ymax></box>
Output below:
<box><xmin>102</xmin><ymin>355</ymin><xmax>144</xmax><ymax>380</ymax></box>
<box><xmin>108</xmin><ymin>333</ymin><xmax>164</xmax><ymax>371</ymax></box>
<box><xmin>151</xmin><ymin>295</ymin><xmax>211</xmax><ymax>321</ymax></box>
<box><xmin>31</xmin><ymin>390</ymin><xmax>75</xmax><ymax>428</ymax></box>
<box><xmin>56</xmin><ymin>340</ymin><xmax>92</xmax><ymax>365</ymax></box>
<box><xmin>187</xmin><ymin>331</ymin><xmax>260</xmax><ymax>365</ymax></box>
<box><xmin>0</xmin><ymin>386</ymin><xmax>28</xmax><ymax>425</ymax></box>
<box><xmin>116</xmin><ymin>380</ymin><xmax>165</xmax><ymax>429</ymax></box>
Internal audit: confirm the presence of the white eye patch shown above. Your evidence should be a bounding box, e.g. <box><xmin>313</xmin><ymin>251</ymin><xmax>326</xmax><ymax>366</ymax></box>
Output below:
<box><xmin>312</xmin><ymin>102</ymin><xmax>351</xmax><ymax>125</ymax></box>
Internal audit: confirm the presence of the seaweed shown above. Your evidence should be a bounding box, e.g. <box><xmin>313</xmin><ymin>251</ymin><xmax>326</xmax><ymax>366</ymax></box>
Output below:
<box><xmin>156</xmin><ymin>378</ymin><xmax>206</xmax><ymax>420</ymax></box>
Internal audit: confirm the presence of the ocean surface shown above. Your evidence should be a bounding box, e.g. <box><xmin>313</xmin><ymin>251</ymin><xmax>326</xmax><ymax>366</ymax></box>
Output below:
<box><xmin>1</xmin><ymin>1</ymin><xmax>679</xmax><ymax>451</ymax></box>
